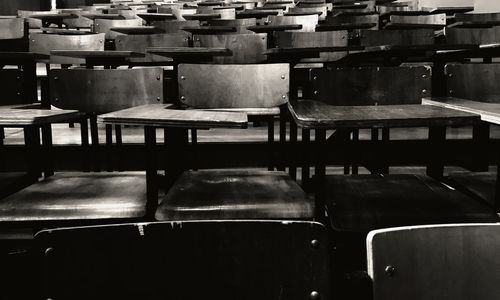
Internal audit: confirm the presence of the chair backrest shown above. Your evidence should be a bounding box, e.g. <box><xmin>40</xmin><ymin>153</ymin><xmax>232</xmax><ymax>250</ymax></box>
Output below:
<box><xmin>0</xmin><ymin>69</ymin><xmax>32</xmax><ymax>105</ymax></box>
<box><xmin>193</xmin><ymin>33</ymin><xmax>267</xmax><ymax>63</ymax></box>
<box><xmin>150</xmin><ymin>20</ymin><xmax>200</xmax><ymax>33</ymax></box>
<box><xmin>0</xmin><ymin>18</ymin><xmax>28</xmax><ymax>51</ymax></box>
<box><xmin>287</xmin><ymin>6</ymin><xmax>327</xmax><ymax>20</ymax></box>
<box><xmin>310</xmin><ymin>65</ymin><xmax>431</xmax><ymax>105</ymax></box>
<box><xmin>115</xmin><ymin>33</ymin><xmax>189</xmax><ymax>62</ymax></box>
<box><xmin>445</xmin><ymin>27</ymin><xmax>500</xmax><ymax>45</ymax></box>
<box><xmin>274</xmin><ymin>30</ymin><xmax>348</xmax><ymax>61</ymax></box>
<box><xmin>208</xmin><ymin>18</ymin><xmax>257</xmax><ymax>33</ymax></box>
<box><xmin>29</xmin><ymin>33</ymin><xmax>105</xmax><ymax>64</ymax></box>
<box><xmin>49</xmin><ymin>67</ymin><xmax>164</xmax><ymax>113</ymax></box>
<box><xmin>34</xmin><ymin>221</ymin><xmax>330</xmax><ymax>300</ymax></box>
<box><xmin>326</xmin><ymin>13</ymin><xmax>379</xmax><ymax>29</ymax></box>
<box><xmin>62</xmin><ymin>10</ymin><xmax>94</xmax><ymax>29</ymax></box>
<box><xmin>17</xmin><ymin>10</ymin><xmax>58</xmax><ymax>29</ymax></box>
<box><xmin>178</xmin><ymin>63</ymin><xmax>289</xmax><ymax>108</ymax></box>
<box><xmin>445</xmin><ymin>63</ymin><xmax>500</xmax><ymax>103</ymax></box>
<box><xmin>386</xmin><ymin>13</ymin><xmax>447</xmax><ymax>28</ymax></box>
<box><xmin>359</xmin><ymin>29</ymin><xmax>435</xmax><ymax>46</ymax></box>
<box><xmin>377</xmin><ymin>1</ymin><xmax>417</xmax><ymax>15</ymax></box>
<box><xmin>268</xmin><ymin>15</ymin><xmax>318</xmax><ymax>32</ymax></box>
<box><xmin>367</xmin><ymin>223</ymin><xmax>500</xmax><ymax>300</ymax></box>
<box><xmin>94</xmin><ymin>18</ymin><xmax>143</xmax><ymax>39</ymax></box>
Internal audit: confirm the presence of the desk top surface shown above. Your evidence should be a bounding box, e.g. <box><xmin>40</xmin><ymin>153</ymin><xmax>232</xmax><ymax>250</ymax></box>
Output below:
<box><xmin>98</xmin><ymin>104</ymin><xmax>248</xmax><ymax>128</ymax></box>
<box><xmin>423</xmin><ymin>97</ymin><xmax>500</xmax><ymax>125</ymax></box>
<box><xmin>288</xmin><ymin>100</ymin><xmax>479</xmax><ymax>129</ymax></box>
<box><xmin>50</xmin><ymin>50</ymin><xmax>145</xmax><ymax>58</ymax></box>
<box><xmin>146</xmin><ymin>46</ymin><xmax>231</xmax><ymax>57</ymax></box>
<box><xmin>0</xmin><ymin>104</ymin><xmax>80</xmax><ymax>126</ymax></box>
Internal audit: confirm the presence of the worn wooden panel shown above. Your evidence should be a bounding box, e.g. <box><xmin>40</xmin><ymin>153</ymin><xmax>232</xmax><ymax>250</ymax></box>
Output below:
<box><xmin>268</xmin><ymin>15</ymin><xmax>318</xmax><ymax>32</ymax></box>
<box><xmin>0</xmin><ymin>70</ymin><xmax>28</xmax><ymax>105</ymax></box>
<box><xmin>274</xmin><ymin>31</ymin><xmax>348</xmax><ymax>61</ymax></box>
<box><xmin>62</xmin><ymin>10</ymin><xmax>94</xmax><ymax>28</ymax></box>
<box><xmin>94</xmin><ymin>18</ymin><xmax>143</xmax><ymax>39</ymax></box>
<box><xmin>178</xmin><ymin>63</ymin><xmax>289</xmax><ymax>108</ymax></box>
<box><xmin>360</xmin><ymin>29</ymin><xmax>434</xmax><ymax>46</ymax></box>
<box><xmin>448</xmin><ymin>172</ymin><xmax>496</xmax><ymax>206</ymax></box>
<box><xmin>17</xmin><ymin>10</ymin><xmax>56</xmax><ymax>29</ymax></box>
<box><xmin>311</xmin><ymin>66</ymin><xmax>431</xmax><ymax>105</ymax></box>
<box><xmin>445</xmin><ymin>63</ymin><xmax>500</xmax><ymax>103</ymax></box>
<box><xmin>150</xmin><ymin>20</ymin><xmax>200</xmax><ymax>33</ymax></box>
<box><xmin>193</xmin><ymin>33</ymin><xmax>267</xmax><ymax>63</ymax></box>
<box><xmin>326</xmin><ymin>175</ymin><xmax>497</xmax><ymax>232</ymax></box>
<box><xmin>0</xmin><ymin>0</ymin><xmax>49</xmax><ymax>15</ymax></box>
<box><xmin>29</xmin><ymin>33</ymin><xmax>105</xmax><ymax>64</ymax></box>
<box><xmin>0</xmin><ymin>18</ymin><xmax>26</xmax><ymax>40</ymax></box>
<box><xmin>368</xmin><ymin>224</ymin><xmax>500</xmax><ymax>300</ymax></box>
<box><xmin>288</xmin><ymin>100</ymin><xmax>479</xmax><ymax>129</ymax></box>
<box><xmin>445</xmin><ymin>27</ymin><xmax>500</xmax><ymax>45</ymax></box>
<box><xmin>423</xmin><ymin>97</ymin><xmax>500</xmax><ymax>125</ymax></box>
<box><xmin>208</xmin><ymin>18</ymin><xmax>257</xmax><ymax>33</ymax></box>
<box><xmin>0</xmin><ymin>173</ymin><xmax>147</xmax><ymax>221</ymax></box>
<box><xmin>288</xmin><ymin>6</ymin><xmax>327</xmax><ymax>20</ymax></box>
<box><xmin>156</xmin><ymin>170</ymin><xmax>313</xmax><ymax>220</ymax></box>
<box><xmin>327</xmin><ymin>13</ymin><xmax>379</xmax><ymax>29</ymax></box>
<box><xmin>50</xmin><ymin>68</ymin><xmax>163</xmax><ymax>113</ymax></box>
<box><xmin>333</xmin><ymin>0</ymin><xmax>375</xmax><ymax>13</ymax></box>
<box><xmin>115</xmin><ymin>33</ymin><xmax>188</xmax><ymax>62</ymax></box>
<box><xmin>0</xmin><ymin>105</ymin><xmax>80</xmax><ymax>126</ymax></box>
<box><xmin>98</xmin><ymin>104</ymin><xmax>248</xmax><ymax>128</ymax></box>
<box><xmin>377</xmin><ymin>1</ymin><xmax>417</xmax><ymax>15</ymax></box>
<box><xmin>35</xmin><ymin>221</ymin><xmax>329</xmax><ymax>300</ymax></box>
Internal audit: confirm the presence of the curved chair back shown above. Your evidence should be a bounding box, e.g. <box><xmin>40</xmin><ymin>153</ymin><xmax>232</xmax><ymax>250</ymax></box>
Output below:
<box><xmin>193</xmin><ymin>33</ymin><xmax>267</xmax><ymax>63</ymax></box>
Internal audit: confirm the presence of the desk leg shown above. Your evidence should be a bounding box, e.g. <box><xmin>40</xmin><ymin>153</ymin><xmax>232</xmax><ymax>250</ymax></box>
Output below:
<box><xmin>472</xmin><ymin>122</ymin><xmax>490</xmax><ymax>172</ymax></box>
<box><xmin>145</xmin><ymin>126</ymin><xmax>158</xmax><ymax>219</ymax></box>
<box><xmin>23</xmin><ymin>126</ymin><xmax>41</xmax><ymax>179</ymax></box>
<box><xmin>278</xmin><ymin>107</ymin><xmax>287</xmax><ymax>171</ymax></box>
<box><xmin>426</xmin><ymin>126</ymin><xmax>446</xmax><ymax>179</ymax></box>
<box><xmin>90</xmin><ymin>114</ymin><xmax>101</xmax><ymax>172</ymax></box>
<box><xmin>80</xmin><ymin>116</ymin><xmax>90</xmax><ymax>172</ymax></box>
<box><xmin>315</xmin><ymin>129</ymin><xmax>326</xmax><ymax>221</ymax></box>
<box><xmin>352</xmin><ymin>129</ymin><xmax>359</xmax><ymax>175</ymax></box>
<box><xmin>105</xmin><ymin>124</ymin><xmax>113</xmax><ymax>172</ymax></box>
<box><xmin>268</xmin><ymin>116</ymin><xmax>275</xmax><ymax>171</ymax></box>
<box><xmin>41</xmin><ymin>125</ymin><xmax>54</xmax><ymax>178</ymax></box>
<box><xmin>495</xmin><ymin>152</ymin><xmax>500</xmax><ymax>213</ymax></box>
<box><xmin>115</xmin><ymin>125</ymin><xmax>123</xmax><ymax>172</ymax></box>
<box><xmin>164</xmin><ymin>128</ymin><xmax>189</xmax><ymax>190</ymax></box>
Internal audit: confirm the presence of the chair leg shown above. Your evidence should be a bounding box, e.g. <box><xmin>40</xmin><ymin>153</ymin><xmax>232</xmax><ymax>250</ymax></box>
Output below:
<box><xmin>278</xmin><ymin>108</ymin><xmax>287</xmax><ymax>171</ymax></box>
<box><xmin>23</xmin><ymin>127</ymin><xmax>42</xmax><ymax>179</ymax></box>
<box><xmin>426</xmin><ymin>126</ymin><xmax>446</xmax><ymax>179</ymax></box>
<box><xmin>41</xmin><ymin>124</ymin><xmax>54</xmax><ymax>178</ymax></box>
<box><xmin>381</xmin><ymin>128</ymin><xmax>390</xmax><ymax>174</ymax></box>
<box><xmin>267</xmin><ymin>116</ymin><xmax>275</xmax><ymax>171</ymax></box>
<box><xmin>302</xmin><ymin>129</ymin><xmax>310</xmax><ymax>189</ymax></box>
<box><xmin>289</xmin><ymin>121</ymin><xmax>297</xmax><ymax>180</ymax></box>
<box><xmin>0</xmin><ymin>127</ymin><xmax>4</xmax><ymax>146</ymax></box>
<box><xmin>191</xmin><ymin>129</ymin><xmax>198</xmax><ymax>171</ymax></box>
<box><xmin>145</xmin><ymin>126</ymin><xmax>158</xmax><ymax>219</ymax></box>
<box><xmin>80</xmin><ymin>117</ymin><xmax>90</xmax><ymax>172</ymax></box>
<box><xmin>90</xmin><ymin>114</ymin><xmax>101</xmax><ymax>172</ymax></box>
<box><xmin>105</xmin><ymin>124</ymin><xmax>113</xmax><ymax>172</ymax></box>
<box><xmin>351</xmin><ymin>129</ymin><xmax>359</xmax><ymax>175</ymax></box>
<box><xmin>115</xmin><ymin>125</ymin><xmax>123</xmax><ymax>172</ymax></box>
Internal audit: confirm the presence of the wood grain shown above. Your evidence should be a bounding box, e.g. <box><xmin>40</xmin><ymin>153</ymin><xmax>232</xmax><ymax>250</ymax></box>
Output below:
<box><xmin>448</xmin><ymin>172</ymin><xmax>496</xmax><ymax>206</ymax></box>
<box><xmin>423</xmin><ymin>97</ymin><xmax>500</xmax><ymax>125</ymax></box>
<box><xmin>0</xmin><ymin>105</ymin><xmax>80</xmax><ymax>126</ymax></box>
<box><xmin>156</xmin><ymin>170</ymin><xmax>313</xmax><ymax>220</ymax></box>
<box><xmin>288</xmin><ymin>100</ymin><xmax>480</xmax><ymax>129</ymax></box>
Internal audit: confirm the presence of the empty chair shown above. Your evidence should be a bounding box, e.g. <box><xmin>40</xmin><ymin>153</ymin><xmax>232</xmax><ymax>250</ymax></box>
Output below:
<box><xmin>367</xmin><ymin>224</ymin><xmax>500</xmax><ymax>300</ymax></box>
<box><xmin>359</xmin><ymin>28</ymin><xmax>435</xmax><ymax>47</ymax></box>
<box><xmin>268</xmin><ymin>14</ymin><xmax>318</xmax><ymax>32</ymax></box>
<box><xmin>384</xmin><ymin>13</ymin><xmax>447</xmax><ymax>29</ymax></box>
<box><xmin>193</xmin><ymin>33</ymin><xmax>268</xmax><ymax>63</ymax></box>
<box><xmin>115</xmin><ymin>33</ymin><xmax>189</xmax><ymax>62</ymax></box>
<box><xmin>17</xmin><ymin>10</ymin><xmax>59</xmax><ymax>29</ymax></box>
<box><xmin>34</xmin><ymin>221</ymin><xmax>329</xmax><ymax>300</ymax></box>
<box><xmin>149</xmin><ymin>19</ymin><xmax>200</xmax><ymax>33</ymax></box>
<box><xmin>208</xmin><ymin>18</ymin><xmax>258</xmax><ymax>33</ymax></box>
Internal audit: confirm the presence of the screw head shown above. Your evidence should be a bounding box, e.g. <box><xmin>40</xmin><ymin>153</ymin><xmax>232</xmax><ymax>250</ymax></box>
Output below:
<box><xmin>313</xmin><ymin>90</ymin><xmax>318</xmax><ymax>95</ymax></box>
<box><xmin>54</xmin><ymin>76</ymin><xmax>58</xmax><ymax>80</ymax></box>
<box><xmin>156</xmin><ymin>97</ymin><xmax>161</xmax><ymax>102</ymax></box>
<box><xmin>55</xmin><ymin>97</ymin><xmax>59</xmax><ymax>102</ymax></box>
<box><xmin>448</xmin><ymin>73</ymin><xmax>453</xmax><ymax>78</ymax></box>
<box><xmin>449</xmin><ymin>89</ymin><xmax>454</xmax><ymax>95</ymax></box>
<box><xmin>281</xmin><ymin>75</ymin><xmax>285</xmax><ymax>79</ymax></box>
<box><xmin>282</xmin><ymin>95</ymin><xmax>286</xmax><ymax>99</ymax></box>
<box><xmin>310</xmin><ymin>291</ymin><xmax>320</xmax><ymax>300</ymax></box>
<box><xmin>311</xmin><ymin>239</ymin><xmax>320</xmax><ymax>249</ymax></box>
<box><xmin>45</xmin><ymin>247</ymin><xmax>54</xmax><ymax>257</ymax></box>
<box><xmin>313</xmin><ymin>76</ymin><xmax>317</xmax><ymax>80</ymax></box>
<box><xmin>157</xmin><ymin>76</ymin><xmax>161</xmax><ymax>80</ymax></box>
<box><xmin>180</xmin><ymin>96</ymin><xmax>186</xmax><ymax>101</ymax></box>
<box><xmin>422</xmin><ymin>74</ymin><xmax>427</xmax><ymax>79</ymax></box>
<box><xmin>181</xmin><ymin>76</ymin><xmax>186</xmax><ymax>80</ymax></box>
<box><xmin>385</xmin><ymin>265</ymin><xmax>396</xmax><ymax>277</ymax></box>
<box><xmin>422</xmin><ymin>89</ymin><xmax>428</xmax><ymax>94</ymax></box>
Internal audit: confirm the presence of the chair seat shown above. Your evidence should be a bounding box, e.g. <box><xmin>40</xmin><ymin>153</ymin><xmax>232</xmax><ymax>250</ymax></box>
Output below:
<box><xmin>0</xmin><ymin>172</ymin><xmax>147</xmax><ymax>222</ymax></box>
<box><xmin>0</xmin><ymin>172</ymin><xmax>37</xmax><ymax>200</ymax></box>
<box><xmin>326</xmin><ymin>174</ymin><xmax>498</xmax><ymax>233</ymax></box>
<box><xmin>448</xmin><ymin>172</ymin><xmax>496</xmax><ymax>206</ymax></box>
<box><xmin>155</xmin><ymin>170</ymin><xmax>313</xmax><ymax>221</ymax></box>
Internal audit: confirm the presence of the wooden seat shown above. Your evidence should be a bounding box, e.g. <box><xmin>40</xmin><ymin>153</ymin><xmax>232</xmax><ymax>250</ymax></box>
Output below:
<box><xmin>156</xmin><ymin>170</ymin><xmax>313</xmax><ymax>220</ymax></box>
<box><xmin>0</xmin><ymin>172</ymin><xmax>147</xmax><ymax>224</ymax></box>
<box><xmin>34</xmin><ymin>221</ymin><xmax>329</xmax><ymax>300</ymax></box>
<box><xmin>326</xmin><ymin>174</ymin><xmax>497</xmax><ymax>233</ymax></box>
<box><xmin>447</xmin><ymin>172</ymin><xmax>496</xmax><ymax>206</ymax></box>
<box><xmin>268</xmin><ymin>14</ymin><xmax>318</xmax><ymax>31</ymax></box>
<box><xmin>368</xmin><ymin>224</ymin><xmax>500</xmax><ymax>300</ymax></box>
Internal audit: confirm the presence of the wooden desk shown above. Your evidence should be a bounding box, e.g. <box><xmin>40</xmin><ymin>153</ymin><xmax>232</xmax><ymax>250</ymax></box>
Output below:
<box><xmin>181</xmin><ymin>26</ymin><xmax>237</xmax><ymax>34</ymax></box>
<box><xmin>146</xmin><ymin>47</ymin><xmax>231</xmax><ymax>62</ymax></box>
<box><xmin>288</xmin><ymin>100</ymin><xmax>480</xmax><ymax>217</ymax></box>
<box><xmin>236</xmin><ymin>10</ymin><xmax>279</xmax><ymax>19</ymax></box>
<box><xmin>264</xmin><ymin>45</ymin><xmax>363</xmax><ymax>62</ymax></box>
<box><xmin>183</xmin><ymin>13</ymin><xmax>221</xmax><ymax>20</ymax></box>
<box><xmin>247</xmin><ymin>24</ymin><xmax>303</xmax><ymax>33</ymax></box>
<box><xmin>315</xmin><ymin>23</ymin><xmax>377</xmax><ymax>31</ymax></box>
<box><xmin>109</xmin><ymin>26</ymin><xmax>165</xmax><ymax>35</ymax></box>
<box><xmin>137</xmin><ymin>13</ymin><xmax>176</xmax><ymax>24</ymax></box>
<box><xmin>29</xmin><ymin>13</ymin><xmax>77</xmax><ymax>28</ymax></box>
<box><xmin>99</xmin><ymin>104</ymin><xmax>247</xmax><ymax>206</ymax></box>
<box><xmin>81</xmin><ymin>14</ymin><xmax>125</xmax><ymax>20</ymax></box>
<box><xmin>50</xmin><ymin>50</ymin><xmax>145</xmax><ymax>68</ymax></box>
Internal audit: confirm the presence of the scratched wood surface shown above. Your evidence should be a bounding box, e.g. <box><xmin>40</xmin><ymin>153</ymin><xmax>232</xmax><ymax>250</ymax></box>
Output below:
<box><xmin>288</xmin><ymin>100</ymin><xmax>480</xmax><ymax>129</ymax></box>
<box><xmin>448</xmin><ymin>172</ymin><xmax>496</xmax><ymax>206</ymax></box>
<box><xmin>0</xmin><ymin>105</ymin><xmax>80</xmax><ymax>126</ymax></box>
<box><xmin>156</xmin><ymin>170</ymin><xmax>314</xmax><ymax>220</ymax></box>
<box><xmin>326</xmin><ymin>174</ymin><xmax>498</xmax><ymax>233</ymax></box>
<box><xmin>98</xmin><ymin>104</ymin><xmax>248</xmax><ymax>128</ymax></box>
<box><xmin>423</xmin><ymin>97</ymin><xmax>500</xmax><ymax>125</ymax></box>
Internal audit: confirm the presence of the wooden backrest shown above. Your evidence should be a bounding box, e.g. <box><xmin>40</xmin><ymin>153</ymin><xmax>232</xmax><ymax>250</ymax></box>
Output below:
<box><xmin>62</xmin><ymin>10</ymin><xmax>94</xmax><ymax>29</ymax></box>
<box><xmin>193</xmin><ymin>33</ymin><xmax>267</xmax><ymax>63</ymax></box>
<box><xmin>359</xmin><ymin>29</ymin><xmax>435</xmax><ymax>46</ymax></box>
<box><xmin>178</xmin><ymin>63</ymin><xmax>289</xmax><ymax>108</ymax></box>
<box><xmin>49</xmin><ymin>68</ymin><xmax>164</xmax><ymax>113</ymax></box>
<box><xmin>310</xmin><ymin>65</ymin><xmax>431</xmax><ymax>105</ymax></box>
<box><xmin>418</xmin><ymin>0</ymin><xmax>473</xmax><ymax>10</ymax></box>
<box><xmin>367</xmin><ymin>224</ymin><xmax>500</xmax><ymax>300</ymax></box>
<box><xmin>445</xmin><ymin>27</ymin><xmax>500</xmax><ymax>45</ymax></box>
<box><xmin>0</xmin><ymin>69</ymin><xmax>32</xmax><ymax>105</ymax></box>
<box><xmin>274</xmin><ymin>30</ymin><xmax>348</xmax><ymax>61</ymax></box>
<box><xmin>115</xmin><ymin>33</ymin><xmax>189</xmax><ymax>62</ymax></box>
<box><xmin>268</xmin><ymin>14</ymin><xmax>318</xmax><ymax>32</ymax></box>
<box><xmin>377</xmin><ymin>1</ymin><xmax>417</xmax><ymax>15</ymax></box>
<box><xmin>387</xmin><ymin>14</ymin><xmax>447</xmax><ymax>28</ymax></box>
<box><xmin>17</xmin><ymin>10</ymin><xmax>58</xmax><ymax>29</ymax></box>
<box><xmin>150</xmin><ymin>20</ymin><xmax>200</xmax><ymax>33</ymax></box>
<box><xmin>0</xmin><ymin>18</ymin><xmax>26</xmax><ymax>40</ymax></box>
<box><xmin>34</xmin><ymin>221</ymin><xmax>329</xmax><ymax>300</ymax></box>
<box><xmin>29</xmin><ymin>32</ymin><xmax>105</xmax><ymax>64</ymax></box>
<box><xmin>445</xmin><ymin>63</ymin><xmax>500</xmax><ymax>103</ymax></box>
<box><xmin>94</xmin><ymin>18</ymin><xmax>143</xmax><ymax>39</ymax></box>
<box><xmin>326</xmin><ymin>13</ymin><xmax>379</xmax><ymax>29</ymax></box>
<box><xmin>208</xmin><ymin>18</ymin><xmax>257</xmax><ymax>33</ymax></box>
